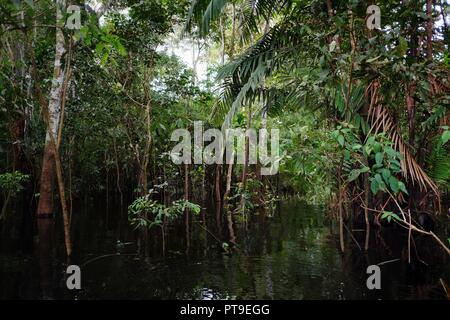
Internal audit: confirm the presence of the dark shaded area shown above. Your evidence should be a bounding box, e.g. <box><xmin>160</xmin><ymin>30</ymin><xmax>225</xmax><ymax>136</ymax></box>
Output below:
<box><xmin>0</xmin><ymin>199</ymin><xmax>448</xmax><ymax>300</ymax></box>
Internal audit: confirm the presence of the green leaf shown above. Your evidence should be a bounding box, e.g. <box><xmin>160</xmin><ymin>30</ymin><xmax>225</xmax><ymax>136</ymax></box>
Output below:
<box><xmin>381</xmin><ymin>168</ymin><xmax>391</xmax><ymax>183</ymax></box>
<box><xmin>389</xmin><ymin>176</ymin><xmax>399</xmax><ymax>193</ymax></box>
<box><xmin>95</xmin><ymin>43</ymin><xmax>104</xmax><ymax>55</ymax></box>
<box><xmin>344</xmin><ymin>150</ymin><xmax>351</xmax><ymax>161</ymax></box>
<box><xmin>101</xmin><ymin>52</ymin><xmax>109</xmax><ymax>66</ymax></box>
<box><xmin>375</xmin><ymin>152</ymin><xmax>384</xmax><ymax>166</ymax></box>
<box><xmin>373</xmin><ymin>142</ymin><xmax>382</xmax><ymax>153</ymax></box>
<box><xmin>371</xmin><ymin>179</ymin><xmax>379</xmax><ymax>194</ymax></box>
<box><xmin>375</xmin><ymin>173</ymin><xmax>382</xmax><ymax>183</ymax></box>
<box><xmin>115</xmin><ymin>41</ymin><xmax>127</xmax><ymax>56</ymax></box>
<box><xmin>337</xmin><ymin>134</ymin><xmax>345</xmax><ymax>147</ymax></box>
<box><xmin>381</xmin><ymin>211</ymin><xmax>401</xmax><ymax>223</ymax></box>
<box><xmin>359</xmin><ymin>166</ymin><xmax>370</xmax><ymax>173</ymax></box>
<box><xmin>385</xmin><ymin>146</ymin><xmax>397</xmax><ymax>158</ymax></box>
<box><xmin>372</xmin><ymin>163</ymin><xmax>383</xmax><ymax>170</ymax></box>
<box><xmin>381</xmin><ymin>211</ymin><xmax>393</xmax><ymax>222</ymax></box>
<box><xmin>398</xmin><ymin>181</ymin><xmax>408</xmax><ymax>194</ymax></box>
<box><xmin>348</xmin><ymin>169</ymin><xmax>361</xmax><ymax>182</ymax></box>
<box><xmin>442</xmin><ymin>130</ymin><xmax>450</xmax><ymax>145</ymax></box>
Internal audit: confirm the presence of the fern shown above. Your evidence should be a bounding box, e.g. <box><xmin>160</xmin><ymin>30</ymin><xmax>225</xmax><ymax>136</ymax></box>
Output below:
<box><xmin>427</xmin><ymin>137</ymin><xmax>450</xmax><ymax>188</ymax></box>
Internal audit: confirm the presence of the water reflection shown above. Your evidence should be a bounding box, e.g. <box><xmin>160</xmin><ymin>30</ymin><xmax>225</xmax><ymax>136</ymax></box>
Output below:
<box><xmin>37</xmin><ymin>217</ymin><xmax>53</xmax><ymax>300</ymax></box>
<box><xmin>0</xmin><ymin>199</ymin><xmax>448</xmax><ymax>299</ymax></box>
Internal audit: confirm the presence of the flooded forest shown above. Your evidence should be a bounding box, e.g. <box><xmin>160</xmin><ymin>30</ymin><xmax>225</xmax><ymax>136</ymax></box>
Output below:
<box><xmin>0</xmin><ymin>0</ymin><xmax>449</xmax><ymax>300</ymax></box>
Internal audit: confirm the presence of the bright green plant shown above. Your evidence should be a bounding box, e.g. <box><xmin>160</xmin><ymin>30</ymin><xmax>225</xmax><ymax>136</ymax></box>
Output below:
<box><xmin>380</xmin><ymin>211</ymin><xmax>402</xmax><ymax>224</ymax></box>
<box><xmin>332</xmin><ymin>124</ymin><xmax>407</xmax><ymax>195</ymax></box>
<box><xmin>362</xmin><ymin>133</ymin><xmax>407</xmax><ymax>195</ymax></box>
<box><xmin>128</xmin><ymin>189</ymin><xmax>200</xmax><ymax>230</ymax></box>
<box><xmin>426</xmin><ymin>126</ymin><xmax>450</xmax><ymax>189</ymax></box>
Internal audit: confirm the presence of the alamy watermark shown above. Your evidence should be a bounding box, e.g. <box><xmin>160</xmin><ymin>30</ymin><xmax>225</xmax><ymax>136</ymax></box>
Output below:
<box><xmin>65</xmin><ymin>5</ymin><xmax>82</xmax><ymax>30</ymax></box>
<box><xmin>66</xmin><ymin>265</ymin><xmax>81</xmax><ymax>290</ymax></box>
<box><xmin>169</xmin><ymin>121</ymin><xmax>280</xmax><ymax>175</ymax></box>
<box><xmin>366</xmin><ymin>5</ymin><xmax>381</xmax><ymax>30</ymax></box>
<box><xmin>366</xmin><ymin>265</ymin><xmax>381</xmax><ymax>290</ymax></box>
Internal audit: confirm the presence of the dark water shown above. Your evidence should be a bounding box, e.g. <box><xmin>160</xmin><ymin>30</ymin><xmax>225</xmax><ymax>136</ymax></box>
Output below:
<box><xmin>1</xmin><ymin>199</ymin><xmax>449</xmax><ymax>299</ymax></box>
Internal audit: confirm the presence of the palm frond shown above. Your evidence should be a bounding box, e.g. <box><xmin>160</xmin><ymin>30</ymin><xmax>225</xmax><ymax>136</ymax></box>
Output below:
<box><xmin>221</xmin><ymin>61</ymin><xmax>268</xmax><ymax>131</ymax></box>
<box><xmin>365</xmin><ymin>80</ymin><xmax>439</xmax><ymax>197</ymax></box>
<box><xmin>239</xmin><ymin>0</ymin><xmax>290</xmax><ymax>39</ymax></box>
<box><xmin>185</xmin><ymin>0</ymin><xmax>230</xmax><ymax>36</ymax></box>
<box><xmin>213</xmin><ymin>21</ymin><xmax>303</xmax><ymax>129</ymax></box>
<box><xmin>185</xmin><ymin>0</ymin><xmax>289</xmax><ymax>38</ymax></box>
<box><xmin>209</xmin><ymin>77</ymin><xmax>240</xmax><ymax>124</ymax></box>
<box><xmin>217</xmin><ymin>22</ymin><xmax>300</xmax><ymax>81</ymax></box>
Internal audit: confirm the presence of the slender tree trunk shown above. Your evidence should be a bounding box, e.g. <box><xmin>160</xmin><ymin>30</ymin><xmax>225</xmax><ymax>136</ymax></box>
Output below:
<box><xmin>54</xmin><ymin>141</ymin><xmax>72</xmax><ymax>257</ymax></box>
<box><xmin>215</xmin><ymin>164</ymin><xmax>222</xmax><ymax>203</ymax></box>
<box><xmin>223</xmin><ymin>154</ymin><xmax>234</xmax><ymax>211</ymax></box>
<box><xmin>406</xmin><ymin>1</ymin><xmax>419</xmax><ymax>151</ymax></box>
<box><xmin>439</xmin><ymin>0</ymin><xmax>449</xmax><ymax>52</ymax></box>
<box><xmin>326</xmin><ymin>0</ymin><xmax>333</xmax><ymax>17</ymax></box>
<box><xmin>33</xmin><ymin>0</ymin><xmax>72</xmax><ymax>257</ymax></box>
<box><xmin>406</xmin><ymin>83</ymin><xmax>416</xmax><ymax>148</ymax></box>
<box><xmin>364</xmin><ymin>172</ymin><xmax>370</xmax><ymax>251</ymax></box>
<box><xmin>37</xmin><ymin>145</ymin><xmax>56</xmax><ymax>217</ymax></box>
<box><xmin>105</xmin><ymin>152</ymin><xmax>109</xmax><ymax>225</ymax></box>
<box><xmin>223</xmin><ymin>151</ymin><xmax>235</xmax><ymax>243</ymax></box>
<box><xmin>426</xmin><ymin>0</ymin><xmax>433</xmax><ymax>60</ymax></box>
<box><xmin>184</xmin><ymin>163</ymin><xmax>190</xmax><ymax>251</ymax></box>
<box><xmin>257</xmin><ymin>107</ymin><xmax>267</xmax><ymax>204</ymax></box>
<box><xmin>201</xmin><ymin>165</ymin><xmax>206</xmax><ymax>224</ymax></box>
<box><xmin>140</xmin><ymin>66</ymin><xmax>153</xmax><ymax>195</ymax></box>
<box><xmin>219</xmin><ymin>16</ymin><xmax>225</xmax><ymax>64</ymax></box>
<box><xmin>230</xmin><ymin>3</ymin><xmax>236</xmax><ymax>58</ymax></box>
<box><xmin>226</xmin><ymin>208</ymin><xmax>236</xmax><ymax>244</ymax></box>
<box><xmin>337</xmin><ymin>158</ymin><xmax>345</xmax><ymax>253</ymax></box>
<box><xmin>238</xmin><ymin>106</ymin><xmax>252</xmax><ymax>213</ymax></box>
<box><xmin>339</xmin><ymin>188</ymin><xmax>345</xmax><ymax>253</ymax></box>
<box><xmin>112</xmin><ymin>136</ymin><xmax>123</xmax><ymax>208</ymax></box>
<box><xmin>68</xmin><ymin>138</ymin><xmax>74</xmax><ymax>225</ymax></box>
<box><xmin>37</xmin><ymin>0</ymin><xmax>66</xmax><ymax>217</ymax></box>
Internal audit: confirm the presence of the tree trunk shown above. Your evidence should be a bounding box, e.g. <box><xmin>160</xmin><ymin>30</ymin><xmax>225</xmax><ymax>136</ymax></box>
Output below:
<box><xmin>184</xmin><ymin>163</ymin><xmax>190</xmax><ymax>251</ymax></box>
<box><xmin>37</xmin><ymin>0</ymin><xmax>66</xmax><ymax>217</ymax></box>
<box><xmin>215</xmin><ymin>164</ymin><xmax>222</xmax><ymax>203</ymax></box>
<box><xmin>406</xmin><ymin>83</ymin><xmax>416</xmax><ymax>148</ymax></box>
<box><xmin>364</xmin><ymin>172</ymin><xmax>370</xmax><ymax>251</ymax></box>
<box><xmin>223</xmin><ymin>155</ymin><xmax>234</xmax><ymax>211</ymax></box>
<box><xmin>37</xmin><ymin>144</ymin><xmax>56</xmax><ymax>216</ymax></box>
<box><xmin>223</xmin><ymin>151</ymin><xmax>236</xmax><ymax>243</ymax></box>
<box><xmin>238</xmin><ymin>106</ymin><xmax>252</xmax><ymax>213</ymax></box>
<box><xmin>34</xmin><ymin>0</ymin><xmax>72</xmax><ymax>257</ymax></box>
<box><xmin>339</xmin><ymin>188</ymin><xmax>345</xmax><ymax>253</ymax></box>
<box><xmin>426</xmin><ymin>0</ymin><xmax>433</xmax><ymax>60</ymax></box>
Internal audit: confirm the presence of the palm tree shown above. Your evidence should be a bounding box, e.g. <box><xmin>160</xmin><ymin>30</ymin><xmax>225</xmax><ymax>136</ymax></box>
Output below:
<box><xmin>185</xmin><ymin>0</ymin><xmax>448</xmax><ymax>202</ymax></box>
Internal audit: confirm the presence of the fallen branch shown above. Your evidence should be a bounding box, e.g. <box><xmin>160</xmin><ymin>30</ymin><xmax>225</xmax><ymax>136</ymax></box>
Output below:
<box><xmin>387</xmin><ymin>191</ymin><xmax>450</xmax><ymax>256</ymax></box>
